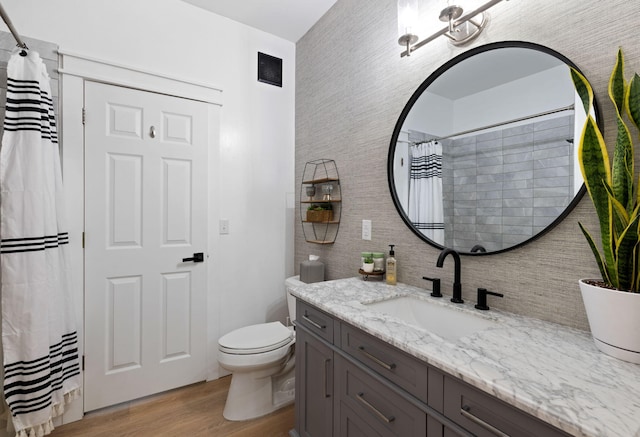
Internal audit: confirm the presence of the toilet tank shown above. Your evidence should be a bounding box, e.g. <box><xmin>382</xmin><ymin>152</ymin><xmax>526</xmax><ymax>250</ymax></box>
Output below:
<box><xmin>285</xmin><ymin>276</ymin><xmax>304</xmax><ymax>322</ymax></box>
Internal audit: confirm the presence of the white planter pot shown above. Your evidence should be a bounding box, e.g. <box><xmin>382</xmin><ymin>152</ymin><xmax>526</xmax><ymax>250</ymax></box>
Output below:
<box><xmin>579</xmin><ymin>279</ymin><xmax>640</xmax><ymax>364</ymax></box>
<box><xmin>362</xmin><ymin>263</ymin><xmax>374</xmax><ymax>273</ymax></box>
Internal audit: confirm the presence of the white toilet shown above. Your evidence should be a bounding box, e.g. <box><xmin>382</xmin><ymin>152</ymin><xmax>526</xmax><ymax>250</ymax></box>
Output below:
<box><xmin>217</xmin><ymin>276</ymin><xmax>302</xmax><ymax>421</ymax></box>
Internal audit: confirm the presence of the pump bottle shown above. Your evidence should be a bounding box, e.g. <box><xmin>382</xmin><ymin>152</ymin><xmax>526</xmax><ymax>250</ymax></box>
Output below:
<box><xmin>386</xmin><ymin>244</ymin><xmax>397</xmax><ymax>285</ymax></box>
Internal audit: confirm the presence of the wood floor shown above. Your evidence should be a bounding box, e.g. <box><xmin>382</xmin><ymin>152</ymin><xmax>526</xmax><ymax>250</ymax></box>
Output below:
<box><xmin>50</xmin><ymin>376</ymin><xmax>294</xmax><ymax>437</ymax></box>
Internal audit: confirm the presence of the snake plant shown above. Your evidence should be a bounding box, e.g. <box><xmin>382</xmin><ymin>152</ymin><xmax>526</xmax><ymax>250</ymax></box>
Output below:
<box><xmin>571</xmin><ymin>48</ymin><xmax>640</xmax><ymax>292</ymax></box>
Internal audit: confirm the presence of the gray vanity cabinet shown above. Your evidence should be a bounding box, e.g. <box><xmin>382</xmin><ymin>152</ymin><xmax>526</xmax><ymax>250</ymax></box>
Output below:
<box><xmin>295</xmin><ymin>301</ymin><xmax>338</xmax><ymax>437</ymax></box>
<box><xmin>293</xmin><ymin>299</ymin><xmax>570</xmax><ymax>437</ymax></box>
<box><xmin>294</xmin><ymin>300</ymin><xmax>452</xmax><ymax>437</ymax></box>
<box><xmin>339</xmin><ymin>321</ymin><xmax>451</xmax><ymax>437</ymax></box>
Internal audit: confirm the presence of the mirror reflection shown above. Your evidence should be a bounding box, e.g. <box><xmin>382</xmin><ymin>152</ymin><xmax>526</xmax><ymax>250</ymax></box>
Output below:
<box><xmin>389</xmin><ymin>42</ymin><xmax>593</xmax><ymax>254</ymax></box>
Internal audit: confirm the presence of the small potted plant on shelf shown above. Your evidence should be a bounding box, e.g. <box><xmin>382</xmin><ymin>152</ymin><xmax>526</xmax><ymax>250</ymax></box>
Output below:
<box><xmin>362</xmin><ymin>255</ymin><xmax>374</xmax><ymax>273</ymax></box>
<box><xmin>571</xmin><ymin>48</ymin><xmax>640</xmax><ymax>363</ymax></box>
<box><xmin>306</xmin><ymin>203</ymin><xmax>333</xmax><ymax>223</ymax></box>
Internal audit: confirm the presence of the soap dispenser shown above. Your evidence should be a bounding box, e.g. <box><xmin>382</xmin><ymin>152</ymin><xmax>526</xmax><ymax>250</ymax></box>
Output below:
<box><xmin>386</xmin><ymin>244</ymin><xmax>397</xmax><ymax>285</ymax></box>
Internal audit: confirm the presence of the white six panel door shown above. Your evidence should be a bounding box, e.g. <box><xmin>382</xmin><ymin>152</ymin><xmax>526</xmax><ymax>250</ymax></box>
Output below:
<box><xmin>83</xmin><ymin>81</ymin><xmax>208</xmax><ymax>411</ymax></box>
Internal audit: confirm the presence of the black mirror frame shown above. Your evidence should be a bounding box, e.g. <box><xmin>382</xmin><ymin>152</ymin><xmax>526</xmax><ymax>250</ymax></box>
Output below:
<box><xmin>387</xmin><ymin>41</ymin><xmax>601</xmax><ymax>255</ymax></box>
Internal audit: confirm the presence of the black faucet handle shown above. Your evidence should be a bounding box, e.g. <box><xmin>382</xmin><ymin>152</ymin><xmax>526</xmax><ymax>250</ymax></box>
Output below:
<box><xmin>422</xmin><ymin>276</ymin><xmax>442</xmax><ymax>297</ymax></box>
<box><xmin>475</xmin><ymin>288</ymin><xmax>504</xmax><ymax>310</ymax></box>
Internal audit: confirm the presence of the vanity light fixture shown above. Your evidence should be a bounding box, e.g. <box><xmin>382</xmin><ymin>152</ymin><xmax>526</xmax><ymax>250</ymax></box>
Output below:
<box><xmin>398</xmin><ymin>0</ymin><xmax>507</xmax><ymax>57</ymax></box>
<box><xmin>397</xmin><ymin>0</ymin><xmax>420</xmax><ymax>56</ymax></box>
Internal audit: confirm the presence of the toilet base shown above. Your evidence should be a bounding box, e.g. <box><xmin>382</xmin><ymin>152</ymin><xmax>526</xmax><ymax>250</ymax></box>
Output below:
<box><xmin>222</xmin><ymin>363</ymin><xmax>295</xmax><ymax>421</ymax></box>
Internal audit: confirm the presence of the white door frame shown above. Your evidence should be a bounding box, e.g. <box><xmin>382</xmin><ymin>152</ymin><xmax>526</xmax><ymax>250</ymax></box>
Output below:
<box><xmin>59</xmin><ymin>50</ymin><xmax>223</xmax><ymax>423</ymax></box>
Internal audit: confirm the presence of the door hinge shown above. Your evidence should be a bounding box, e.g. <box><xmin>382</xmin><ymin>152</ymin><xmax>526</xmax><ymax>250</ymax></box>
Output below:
<box><xmin>82</xmin><ymin>108</ymin><xmax>86</xmax><ymax>125</ymax></box>
<box><xmin>82</xmin><ymin>355</ymin><xmax>85</xmax><ymax>371</ymax></box>
<box><xmin>82</xmin><ymin>232</ymin><xmax>85</xmax><ymax>248</ymax></box>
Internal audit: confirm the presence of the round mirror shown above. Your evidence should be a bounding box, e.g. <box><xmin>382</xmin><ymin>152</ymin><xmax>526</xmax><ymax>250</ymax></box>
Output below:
<box><xmin>388</xmin><ymin>41</ymin><xmax>599</xmax><ymax>255</ymax></box>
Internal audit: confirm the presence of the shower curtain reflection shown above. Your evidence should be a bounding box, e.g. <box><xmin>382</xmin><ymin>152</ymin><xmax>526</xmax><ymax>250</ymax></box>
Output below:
<box><xmin>409</xmin><ymin>140</ymin><xmax>444</xmax><ymax>245</ymax></box>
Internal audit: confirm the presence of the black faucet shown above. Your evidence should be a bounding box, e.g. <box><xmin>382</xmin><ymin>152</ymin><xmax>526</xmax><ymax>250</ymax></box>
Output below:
<box><xmin>475</xmin><ymin>288</ymin><xmax>503</xmax><ymax>310</ymax></box>
<box><xmin>422</xmin><ymin>276</ymin><xmax>442</xmax><ymax>297</ymax></box>
<box><xmin>470</xmin><ymin>244</ymin><xmax>486</xmax><ymax>253</ymax></box>
<box><xmin>436</xmin><ymin>248</ymin><xmax>463</xmax><ymax>303</ymax></box>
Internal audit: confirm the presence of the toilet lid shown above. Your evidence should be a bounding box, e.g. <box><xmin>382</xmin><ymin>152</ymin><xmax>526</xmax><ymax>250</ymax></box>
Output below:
<box><xmin>219</xmin><ymin>321</ymin><xmax>293</xmax><ymax>354</ymax></box>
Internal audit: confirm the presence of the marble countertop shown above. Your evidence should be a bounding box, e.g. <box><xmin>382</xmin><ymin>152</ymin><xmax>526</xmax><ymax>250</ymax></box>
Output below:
<box><xmin>289</xmin><ymin>277</ymin><xmax>640</xmax><ymax>437</ymax></box>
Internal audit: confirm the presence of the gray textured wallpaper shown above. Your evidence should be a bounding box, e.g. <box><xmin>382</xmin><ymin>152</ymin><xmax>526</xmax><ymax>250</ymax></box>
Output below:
<box><xmin>295</xmin><ymin>0</ymin><xmax>640</xmax><ymax>330</ymax></box>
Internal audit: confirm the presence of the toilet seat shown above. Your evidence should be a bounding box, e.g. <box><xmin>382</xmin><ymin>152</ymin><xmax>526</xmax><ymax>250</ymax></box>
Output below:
<box><xmin>219</xmin><ymin>321</ymin><xmax>293</xmax><ymax>355</ymax></box>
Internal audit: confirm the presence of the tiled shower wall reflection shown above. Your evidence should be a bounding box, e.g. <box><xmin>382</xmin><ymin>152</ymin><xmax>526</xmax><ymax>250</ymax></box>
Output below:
<box><xmin>442</xmin><ymin>115</ymin><xmax>575</xmax><ymax>252</ymax></box>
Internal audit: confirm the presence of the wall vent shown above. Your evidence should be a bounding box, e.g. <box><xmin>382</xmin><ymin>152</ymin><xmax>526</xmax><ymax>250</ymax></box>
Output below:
<box><xmin>258</xmin><ymin>52</ymin><xmax>282</xmax><ymax>87</ymax></box>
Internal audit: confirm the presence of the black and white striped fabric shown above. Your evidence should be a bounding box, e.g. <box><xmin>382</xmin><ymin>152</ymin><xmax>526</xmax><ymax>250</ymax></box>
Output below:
<box><xmin>0</xmin><ymin>50</ymin><xmax>80</xmax><ymax>437</ymax></box>
<box><xmin>408</xmin><ymin>140</ymin><xmax>445</xmax><ymax>244</ymax></box>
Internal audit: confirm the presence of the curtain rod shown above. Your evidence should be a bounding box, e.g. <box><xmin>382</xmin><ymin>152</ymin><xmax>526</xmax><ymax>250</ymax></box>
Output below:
<box><xmin>410</xmin><ymin>104</ymin><xmax>575</xmax><ymax>145</ymax></box>
<box><xmin>0</xmin><ymin>2</ymin><xmax>27</xmax><ymax>50</ymax></box>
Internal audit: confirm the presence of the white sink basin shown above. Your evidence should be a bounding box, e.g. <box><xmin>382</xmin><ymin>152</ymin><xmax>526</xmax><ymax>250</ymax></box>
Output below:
<box><xmin>364</xmin><ymin>296</ymin><xmax>497</xmax><ymax>341</ymax></box>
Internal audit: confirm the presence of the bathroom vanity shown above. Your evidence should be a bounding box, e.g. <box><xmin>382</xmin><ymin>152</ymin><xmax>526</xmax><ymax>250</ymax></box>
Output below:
<box><xmin>290</xmin><ymin>278</ymin><xmax>640</xmax><ymax>437</ymax></box>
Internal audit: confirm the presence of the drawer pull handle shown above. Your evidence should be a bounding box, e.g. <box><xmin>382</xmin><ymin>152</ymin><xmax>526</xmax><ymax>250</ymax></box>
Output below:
<box><xmin>358</xmin><ymin>346</ymin><xmax>396</xmax><ymax>370</ymax></box>
<box><xmin>302</xmin><ymin>313</ymin><xmax>326</xmax><ymax>330</ymax></box>
<box><xmin>356</xmin><ymin>392</ymin><xmax>395</xmax><ymax>423</ymax></box>
<box><xmin>323</xmin><ymin>358</ymin><xmax>331</xmax><ymax>398</ymax></box>
<box><xmin>460</xmin><ymin>405</ymin><xmax>510</xmax><ymax>437</ymax></box>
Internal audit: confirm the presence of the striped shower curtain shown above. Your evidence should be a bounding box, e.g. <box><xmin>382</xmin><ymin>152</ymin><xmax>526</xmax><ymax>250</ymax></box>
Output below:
<box><xmin>0</xmin><ymin>50</ymin><xmax>81</xmax><ymax>437</ymax></box>
<box><xmin>409</xmin><ymin>140</ymin><xmax>444</xmax><ymax>245</ymax></box>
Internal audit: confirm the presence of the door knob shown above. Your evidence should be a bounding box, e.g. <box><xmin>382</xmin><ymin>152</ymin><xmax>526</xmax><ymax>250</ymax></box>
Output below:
<box><xmin>182</xmin><ymin>252</ymin><xmax>204</xmax><ymax>263</ymax></box>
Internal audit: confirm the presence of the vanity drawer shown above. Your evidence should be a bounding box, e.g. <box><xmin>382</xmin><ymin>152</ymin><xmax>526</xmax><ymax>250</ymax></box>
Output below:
<box><xmin>443</xmin><ymin>376</ymin><xmax>571</xmax><ymax>437</ymax></box>
<box><xmin>338</xmin><ymin>401</ymin><xmax>387</xmax><ymax>437</ymax></box>
<box><xmin>296</xmin><ymin>300</ymin><xmax>336</xmax><ymax>344</ymax></box>
<box><xmin>336</xmin><ymin>355</ymin><xmax>427</xmax><ymax>437</ymax></box>
<box><xmin>341</xmin><ymin>322</ymin><xmax>428</xmax><ymax>402</ymax></box>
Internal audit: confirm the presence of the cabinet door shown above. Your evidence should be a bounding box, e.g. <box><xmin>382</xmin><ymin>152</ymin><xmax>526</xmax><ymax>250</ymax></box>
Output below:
<box><xmin>295</xmin><ymin>326</ymin><xmax>334</xmax><ymax>437</ymax></box>
<box><xmin>335</xmin><ymin>355</ymin><xmax>427</xmax><ymax>437</ymax></box>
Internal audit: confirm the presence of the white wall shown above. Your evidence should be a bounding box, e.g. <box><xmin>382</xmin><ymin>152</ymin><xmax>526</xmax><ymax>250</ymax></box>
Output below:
<box><xmin>0</xmin><ymin>0</ymin><xmax>296</xmax><ymax>383</ymax></box>
<box><xmin>408</xmin><ymin>65</ymin><xmax>573</xmax><ymax>137</ymax></box>
<box><xmin>404</xmin><ymin>91</ymin><xmax>454</xmax><ymax>136</ymax></box>
<box><xmin>452</xmin><ymin>65</ymin><xmax>573</xmax><ymax>133</ymax></box>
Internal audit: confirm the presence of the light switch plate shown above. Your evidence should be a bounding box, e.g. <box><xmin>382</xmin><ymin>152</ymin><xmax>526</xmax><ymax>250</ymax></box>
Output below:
<box><xmin>362</xmin><ymin>219</ymin><xmax>372</xmax><ymax>240</ymax></box>
<box><xmin>219</xmin><ymin>219</ymin><xmax>229</xmax><ymax>235</ymax></box>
